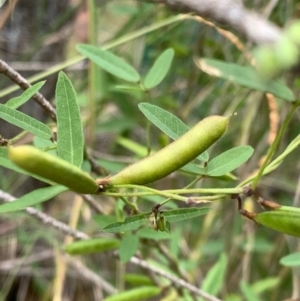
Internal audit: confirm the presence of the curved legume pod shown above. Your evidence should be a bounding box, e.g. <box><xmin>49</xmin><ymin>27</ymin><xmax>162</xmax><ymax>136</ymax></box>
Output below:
<box><xmin>97</xmin><ymin>115</ymin><xmax>229</xmax><ymax>187</ymax></box>
<box><xmin>65</xmin><ymin>238</ymin><xmax>120</xmax><ymax>255</ymax></box>
<box><xmin>102</xmin><ymin>286</ymin><xmax>161</xmax><ymax>301</ymax></box>
<box><xmin>254</xmin><ymin>210</ymin><xmax>300</xmax><ymax>237</ymax></box>
<box><xmin>9</xmin><ymin>146</ymin><xmax>99</xmax><ymax>194</ymax></box>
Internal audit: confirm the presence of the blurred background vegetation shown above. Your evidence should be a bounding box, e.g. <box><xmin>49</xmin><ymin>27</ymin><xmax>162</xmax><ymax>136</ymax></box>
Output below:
<box><xmin>0</xmin><ymin>0</ymin><xmax>300</xmax><ymax>300</ymax></box>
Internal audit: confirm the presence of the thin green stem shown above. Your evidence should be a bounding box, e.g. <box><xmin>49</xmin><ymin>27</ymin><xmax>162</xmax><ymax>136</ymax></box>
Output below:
<box><xmin>9</xmin><ymin>131</ymin><xmax>28</xmax><ymax>144</ymax></box>
<box><xmin>239</xmin><ymin>132</ymin><xmax>300</xmax><ymax>188</ymax></box>
<box><xmin>251</xmin><ymin>101</ymin><xmax>300</xmax><ymax>190</ymax></box>
<box><xmin>86</xmin><ymin>0</ymin><xmax>98</xmax><ymax>146</ymax></box>
<box><xmin>157</xmin><ymin>176</ymin><xmax>204</xmax><ymax>207</ymax></box>
<box><xmin>106</xmin><ymin>186</ymin><xmax>186</xmax><ymax>201</ymax></box>
<box><xmin>112</xmin><ymin>184</ymin><xmax>242</xmax><ymax>195</ymax></box>
<box><xmin>163</xmin><ymin>187</ymin><xmax>242</xmax><ymax>195</ymax></box>
<box><xmin>108</xmin><ymin>188</ymin><xmax>138</xmax><ymax>212</ymax></box>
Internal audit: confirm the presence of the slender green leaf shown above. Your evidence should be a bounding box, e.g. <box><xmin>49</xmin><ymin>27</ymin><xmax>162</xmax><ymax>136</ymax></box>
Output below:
<box><xmin>0</xmin><ymin>104</ymin><xmax>52</xmax><ymax>139</ymax></box>
<box><xmin>163</xmin><ymin>207</ymin><xmax>210</xmax><ymax>222</ymax></box>
<box><xmin>55</xmin><ymin>71</ymin><xmax>84</xmax><ymax>167</ymax></box>
<box><xmin>200</xmin><ymin>253</ymin><xmax>227</xmax><ymax>299</ymax></box>
<box><xmin>5</xmin><ymin>81</ymin><xmax>46</xmax><ymax>109</ymax></box>
<box><xmin>117</xmin><ymin>136</ymin><xmax>148</xmax><ymax>157</ymax></box>
<box><xmin>119</xmin><ymin>233</ymin><xmax>139</xmax><ymax>262</ymax></box>
<box><xmin>103</xmin><ymin>213</ymin><xmax>148</xmax><ymax>233</ymax></box>
<box><xmin>65</xmin><ymin>238</ymin><xmax>120</xmax><ymax>255</ymax></box>
<box><xmin>240</xmin><ymin>281</ymin><xmax>263</xmax><ymax>301</ymax></box>
<box><xmin>0</xmin><ymin>186</ymin><xmax>67</xmax><ymax>214</ymax></box>
<box><xmin>103</xmin><ymin>208</ymin><xmax>209</xmax><ymax>233</ymax></box>
<box><xmin>198</xmin><ymin>58</ymin><xmax>295</xmax><ymax>101</ymax></box>
<box><xmin>280</xmin><ymin>252</ymin><xmax>300</xmax><ymax>267</ymax></box>
<box><xmin>93</xmin><ymin>215</ymin><xmax>118</xmax><ymax>229</ymax></box>
<box><xmin>181</xmin><ymin>163</ymin><xmax>205</xmax><ymax>175</ymax></box>
<box><xmin>206</xmin><ymin>146</ymin><xmax>254</xmax><ymax>176</ymax></box>
<box><xmin>144</xmin><ymin>48</ymin><xmax>174</xmax><ymax>89</ymax></box>
<box><xmin>76</xmin><ymin>44</ymin><xmax>140</xmax><ymax>82</ymax></box>
<box><xmin>251</xmin><ymin>278</ymin><xmax>280</xmax><ymax>295</ymax></box>
<box><xmin>138</xmin><ymin>103</ymin><xmax>208</xmax><ymax>161</ymax></box>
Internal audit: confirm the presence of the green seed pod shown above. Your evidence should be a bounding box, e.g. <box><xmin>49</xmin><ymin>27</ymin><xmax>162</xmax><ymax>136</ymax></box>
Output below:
<box><xmin>102</xmin><ymin>286</ymin><xmax>161</xmax><ymax>301</ymax></box>
<box><xmin>241</xmin><ymin>198</ymin><xmax>300</xmax><ymax>237</ymax></box>
<box><xmin>254</xmin><ymin>210</ymin><xmax>300</xmax><ymax>238</ymax></box>
<box><xmin>8</xmin><ymin>146</ymin><xmax>99</xmax><ymax>194</ymax></box>
<box><xmin>98</xmin><ymin>115</ymin><xmax>229</xmax><ymax>186</ymax></box>
<box><xmin>64</xmin><ymin>238</ymin><xmax>120</xmax><ymax>255</ymax></box>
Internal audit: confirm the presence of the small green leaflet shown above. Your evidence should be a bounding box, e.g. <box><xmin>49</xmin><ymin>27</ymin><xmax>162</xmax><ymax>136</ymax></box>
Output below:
<box><xmin>239</xmin><ymin>281</ymin><xmax>263</xmax><ymax>301</ymax></box>
<box><xmin>206</xmin><ymin>146</ymin><xmax>254</xmax><ymax>176</ymax></box>
<box><xmin>200</xmin><ymin>253</ymin><xmax>228</xmax><ymax>300</ymax></box>
<box><xmin>119</xmin><ymin>233</ymin><xmax>139</xmax><ymax>263</ymax></box>
<box><xmin>279</xmin><ymin>252</ymin><xmax>300</xmax><ymax>267</ymax></box>
<box><xmin>103</xmin><ymin>213</ymin><xmax>148</xmax><ymax>233</ymax></box>
<box><xmin>138</xmin><ymin>103</ymin><xmax>209</xmax><ymax>161</ymax></box>
<box><xmin>197</xmin><ymin>58</ymin><xmax>295</xmax><ymax>101</ymax></box>
<box><xmin>0</xmin><ymin>185</ymin><xmax>67</xmax><ymax>214</ymax></box>
<box><xmin>163</xmin><ymin>207</ymin><xmax>210</xmax><ymax>222</ymax></box>
<box><xmin>251</xmin><ymin>278</ymin><xmax>280</xmax><ymax>295</ymax></box>
<box><xmin>55</xmin><ymin>72</ymin><xmax>84</xmax><ymax>167</ymax></box>
<box><xmin>0</xmin><ymin>104</ymin><xmax>52</xmax><ymax>139</ymax></box>
<box><xmin>76</xmin><ymin>44</ymin><xmax>140</xmax><ymax>82</ymax></box>
<box><xmin>143</xmin><ymin>48</ymin><xmax>174</xmax><ymax>90</ymax></box>
<box><xmin>5</xmin><ymin>81</ymin><xmax>46</xmax><ymax>109</ymax></box>
<box><xmin>103</xmin><ymin>207</ymin><xmax>210</xmax><ymax>233</ymax></box>
<box><xmin>181</xmin><ymin>163</ymin><xmax>205</xmax><ymax>175</ymax></box>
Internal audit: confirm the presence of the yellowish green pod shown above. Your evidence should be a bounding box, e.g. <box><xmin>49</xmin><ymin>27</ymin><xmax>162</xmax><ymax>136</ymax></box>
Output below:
<box><xmin>241</xmin><ymin>199</ymin><xmax>300</xmax><ymax>237</ymax></box>
<box><xmin>64</xmin><ymin>238</ymin><xmax>120</xmax><ymax>255</ymax></box>
<box><xmin>102</xmin><ymin>286</ymin><xmax>161</xmax><ymax>301</ymax></box>
<box><xmin>254</xmin><ymin>210</ymin><xmax>300</xmax><ymax>237</ymax></box>
<box><xmin>98</xmin><ymin>115</ymin><xmax>229</xmax><ymax>186</ymax></box>
<box><xmin>8</xmin><ymin>146</ymin><xmax>99</xmax><ymax>194</ymax></box>
<box><xmin>124</xmin><ymin>274</ymin><xmax>154</xmax><ymax>286</ymax></box>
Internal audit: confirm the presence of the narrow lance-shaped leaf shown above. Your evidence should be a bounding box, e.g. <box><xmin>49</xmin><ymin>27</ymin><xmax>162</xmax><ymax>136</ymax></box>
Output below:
<box><xmin>5</xmin><ymin>81</ymin><xmax>46</xmax><ymax>109</ymax></box>
<box><xmin>138</xmin><ymin>103</ymin><xmax>208</xmax><ymax>161</ymax></box>
<box><xmin>240</xmin><ymin>281</ymin><xmax>263</xmax><ymax>301</ymax></box>
<box><xmin>103</xmin><ymin>207</ymin><xmax>210</xmax><ymax>233</ymax></box>
<box><xmin>206</xmin><ymin>146</ymin><xmax>254</xmax><ymax>176</ymax></box>
<box><xmin>163</xmin><ymin>207</ymin><xmax>210</xmax><ymax>222</ymax></box>
<box><xmin>200</xmin><ymin>253</ymin><xmax>228</xmax><ymax>300</ymax></box>
<box><xmin>196</xmin><ymin>58</ymin><xmax>295</xmax><ymax>101</ymax></box>
<box><xmin>55</xmin><ymin>71</ymin><xmax>84</xmax><ymax>167</ymax></box>
<box><xmin>76</xmin><ymin>44</ymin><xmax>140</xmax><ymax>82</ymax></box>
<box><xmin>103</xmin><ymin>213</ymin><xmax>148</xmax><ymax>233</ymax></box>
<box><xmin>0</xmin><ymin>185</ymin><xmax>67</xmax><ymax>214</ymax></box>
<box><xmin>144</xmin><ymin>48</ymin><xmax>174</xmax><ymax>89</ymax></box>
<box><xmin>0</xmin><ymin>104</ymin><xmax>52</xmax><ymax>139</ymax></box>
